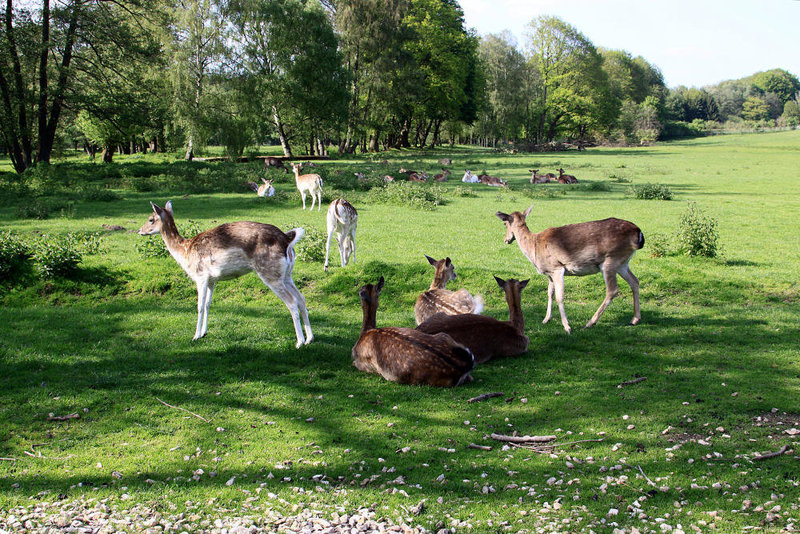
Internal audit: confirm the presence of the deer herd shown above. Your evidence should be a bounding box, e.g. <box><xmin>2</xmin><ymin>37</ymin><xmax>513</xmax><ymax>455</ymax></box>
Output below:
<box><xmin>139</xmin><ymin>156</ymin><xmax>644</xmax><ymax>388</ymax></box>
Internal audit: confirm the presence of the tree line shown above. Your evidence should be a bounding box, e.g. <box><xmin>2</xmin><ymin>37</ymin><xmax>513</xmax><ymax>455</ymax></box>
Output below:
<box><xmin>2</xmin><ymin>0</ymin><xmax>799</xmax><ymax>173</ymax></box>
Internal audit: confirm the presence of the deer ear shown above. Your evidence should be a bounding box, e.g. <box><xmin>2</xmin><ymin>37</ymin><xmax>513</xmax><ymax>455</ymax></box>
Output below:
<box><xmin>376</xmin><ymin>276</ymin><xmax>385</xmax><ymax>293</ymax></box>
<box><xmin>164</xmin><ymin>200</ymin><xmax>173</xmax><ymax>214</ymax></box>
<box><xmin>425</xmin><ymin>255</ymin><xmax>437</xmax><ymax>266</ymax></box>
<box><xmin>496</xmin><ymin>212</ymin><xmax>510</xmax><ymax>222</ymax></box>
<box><xmin>150</xmin><ymin>201</ymin><xmax>160</xmax><ymax>214</ymax></box>
<box><xmin>494</xmin><ymin>275</ymin><xmax>505</xmax><ymax>288</ymax></box>
<box><xmin>445</xmin><ymin>257</ymin><xmax>451</xmax><ymax>266</ymax></box>
<box><xmin>523</xmin><ymin>205</ymin><xmax>533</xmax><ymax>218</ymax></box>
<box><xmin>519</xmin><ymin>279</ymin><xmax>530</xmax><ymax>290</ymax></box>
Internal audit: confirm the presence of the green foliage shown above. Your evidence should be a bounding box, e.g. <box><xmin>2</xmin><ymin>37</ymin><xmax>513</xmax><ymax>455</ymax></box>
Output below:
<box><xmin>0</xmin><ymin>231</ymin><xmax>31</xmax><ymax>278</ymax></box>
<box><xmin>81</xmin><ymin>186</ymin><xmax>122</xmax><ymax>202</ymax></box>
<box><xmin>29</xmin><ymin>235</ymin><xmax>83</xmax><ymax>278</ymax></box>
<box><xmin>568</xmin><ymin>180</ymin><xmax>611</xmax><ymax>192</ymax></box>
<box><xmin>631</xmin><ymin>183</ymin><xmax>673</xmax><ymax>200</ymax></box>
<box><xmin>678</xmin><ymin>202</ymin><xmax>720</xmax><ymax>257</ymax></box>
<box><xmin>518</xmin><ymin>185</ymin><xmax>566</xmax><ymax>199</ymax></box>
<box><xmin>646</xmin><ymin>232</ymin><xmax>675</xmax><ymax>258</ymax></box>
<box><xmin>15</xmin><ymin>198</ymin><xmax>73</xmax><ymax>219</ymax></box>
<box><xmin>608</xmin><ymin>174</ymin><xmax>631</xmax><ymax>183</ymax></box>
<box><xmin>285</xmin><ymin>223</ymin><xmax>326</xmax><ymax>263</ymax></box>
<box><xmin>135</xmin><ymin>220</ymin><xmax>203</xmax><ymax>259</ymax></box>
<box><xmin>365</xmin><ymin>181</ymin><xmax>445</xmax><ymax>210</ymax></box>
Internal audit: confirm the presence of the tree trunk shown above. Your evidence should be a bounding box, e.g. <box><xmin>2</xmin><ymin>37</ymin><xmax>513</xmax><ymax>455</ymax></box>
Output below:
<box><xmin>431</xmin><ymin>119</ymin><xmax>442</xmax><ymax>147</ymax></box>
<box><xmin>368</xmin><ymin>128</ymin><xmax>380</xmax><ymax>152</ymax></box>
<box><xmin>272</xmin><ymin>105</ymin><xmax>293</xmax><ymax>157</ymax></box>
<box><xmin>399</xmin><ymin>117</ymin><xmax>411</xmax><ymax>148</ymax></box>
<box><xmin>185</xmin><ymin>136</ymin><xmax>194</xmax><ymax>160</ymax></box>
<box><xmin>102</xmin><ymin>144</ymin><xmax>115</xmax><ymax>163</ymax></box>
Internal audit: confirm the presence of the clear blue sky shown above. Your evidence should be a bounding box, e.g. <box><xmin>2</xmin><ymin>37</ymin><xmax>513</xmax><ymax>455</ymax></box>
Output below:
<box><xmin>459</xmin><ymin>0</ymin><xmax>800</xmax><ymax>88</ymax></box>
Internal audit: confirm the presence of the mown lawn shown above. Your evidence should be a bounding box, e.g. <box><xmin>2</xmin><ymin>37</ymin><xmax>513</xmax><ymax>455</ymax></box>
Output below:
<box><xmin>1</xmin><ymin>131</ymin><xmax>799</xmax><ymax>532</ymax></box>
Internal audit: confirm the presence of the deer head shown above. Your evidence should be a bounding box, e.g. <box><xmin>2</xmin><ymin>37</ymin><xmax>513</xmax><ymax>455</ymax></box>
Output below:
<box><xmin>139</xmin><ymin>201</ymin><xmax>174</xmax><ymax>235</ymax></box>
<box><xmin>495</xmin><ymin>206</ymin><xmax>533</xmax><ymax>244</ymax></box>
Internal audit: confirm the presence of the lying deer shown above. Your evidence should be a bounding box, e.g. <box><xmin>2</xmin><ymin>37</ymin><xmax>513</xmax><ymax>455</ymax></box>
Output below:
<box><xmin>324</xmin><ymin>198</ymin><xmax>357</xmax><ymax>271</ymax></box>
<box><xmin>496</xmin><ymin>206</ymin><xmax>644</xmax><ymax>334</ymax></box>
<box><xmin>433</xmin><ymin>169</ymin><xmax>451</xmax><ymax>182</ymax></box>
<box><xmin>558</xmin><ymin>168</ymin><xmax>578</xmax><ymax>183</ymax></box>
<box><xmin>415</xmin><ymin>255</ymin><xmax>484</xmax><ymax>325</ymax></box>
<box><xmin>529</xmin><ymin>169</ymin><xmax>555</xmax><ymax>184</ymax></box>
<box><xmin>290</xmin><ymin>162</ymin><xmax>323</xmax><ymax>210</ymax></box>
<box><xmin>417</xmin><ymin>276</ymin><xmax>529</xmax><ymax>364</ymax></box>
<box><xmin>352</xmin><ymin>276</ymin><xmax>475</xmax><ymax>387</ymax></box>
<box><xmin>478</xmin><ymin>173</ymin><xmax>507</xmax><ymax>187</ymax></box>
<box><xmin>264</xmin><ymin>156</ymin><xmax>287</xmax><ymax>173</ymax></box>
<box><xmin>138</xmin><ymin>201</ymin><xmax>314</xmax><ymax>347</ymax></box>
<box><xmin>462</xmin><ymin>170</ymin><xmax>479</xmax><ymax>183</ymax></box>
<box><xmin>249</xmin><ymin>178</ymin><xmax>274</xmax><ymax>197</ymax></box>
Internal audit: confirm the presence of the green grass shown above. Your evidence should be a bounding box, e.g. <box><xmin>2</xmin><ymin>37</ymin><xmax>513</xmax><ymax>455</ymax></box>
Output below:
<box><xmin>1</xmin><ymin>132</ymin><xmax>800</xmax><ymax>531</ymax></box>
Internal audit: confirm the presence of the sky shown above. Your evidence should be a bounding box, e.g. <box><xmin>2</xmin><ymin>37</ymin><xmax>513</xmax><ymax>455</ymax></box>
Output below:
<box><xmin>458</xmin><ymin>0</ymin><xmax>800</xmax><ymax>89</ymax></box>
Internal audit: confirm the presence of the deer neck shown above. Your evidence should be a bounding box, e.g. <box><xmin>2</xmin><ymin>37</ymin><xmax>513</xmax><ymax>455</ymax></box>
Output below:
<box><xmin>505</xmin><ymin>288</ymin><xmax>525</xmax><ymax>333</ymax></box>
<box><xmin>360</xmin><ymin>298</ymin><xmax>378</xmax><ymax>336</ymax></box>
<box><xmin>159</xmin><ymin>216</ymin><xmax>189</xmax><ymax>264</ymax></box>
<box><xmin>430</xmin><ymin>270</ymin><xmax>449</xmax><ymax>290</ymax></box>
<box><xmin>514</xmin><ymin>223</ymin><xmax>538</xmax><ymax>266</ymax></box>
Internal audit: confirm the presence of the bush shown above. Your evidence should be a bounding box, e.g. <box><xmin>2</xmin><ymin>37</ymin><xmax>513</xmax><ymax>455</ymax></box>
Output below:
<box><xmin>0</xmin><ymin>231</ymin><xmax>31</xmax><ymax>277</ymax></box>
<box><xmin>30</xmin><ymin>235</ymin><xmax>82</xmax><ymax>278</ymax></box>
<box><xmin>609</xmin><ymin>174</ymin><xmax>631</xmax><ymax>183</ymax></box>
<box><xmin>517</xmin><ymin>185</ymin><xmax>565</xmax><ymax>200</ymax></box>
<box><xmin>65</xmin><ymin>232</ymin><xmax>104</xmax><ymax>255</ymax></box>
<box><xmin>82</xmin><ymin>186</ymin><xmax>122</xmax><ymax>202</ymax></box>
<box><xmin>646</xmin><ymin>233</ymin><xmax>675</xmax><ymax>258</ymax></box>
<box><xmin>365</xmin><ymin>182</ymin><xmax>445</xmax><ymax>210</ymax></box>
<box><xmin>631</xmin><ymin>183</ymin><xmax>673</xmax><ymax>200</ymax></box>
<box><xmin>16</xmin><ymin>198</ymin><xmax>73</xmax><ymax>219</ymax></box>
<box><xmin>569</xmin><ymin>181</ymin><xmax>611</xmax><ymax>192</ymax></box>
<box><xmin>135</xmin><ymin>220</ymin><xmax>203</xmax><ymax>259</ymax></box>
<box><xmin>678</xmin><ymin>202</ymin><xmax>720</xmax><ymax>257</ymax></box>
<box><xmin>285</xmin><ymin>223</ymin><xmax>326</xmax><ymax>263</ymax></box>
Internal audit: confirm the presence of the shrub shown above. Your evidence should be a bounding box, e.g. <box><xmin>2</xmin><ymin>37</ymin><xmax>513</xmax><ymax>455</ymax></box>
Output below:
<box><xmin>518</xmin><ymin>185</ymin><xmax>565</xmax><ymax>200</ymax></box>
<box><xmin>569</xmin><ymin>181</ymin><xmax>611</xmax><ymax>192</ymax></box>
<box><xmin>30</xmin><ymin>235</ymin><xmax>82</xmax><ymax>278</ymax></box>
<box><xmin>365</xmin><ymin>182</ymin><xmax>445</xmax><ymax>210</ymax></box>
<box><xmin>609</xmin><ymin>174</ymin><xmax>631</xmax><ymax>183</ymax></box>
<box><xmin>631</xmin><ymin>183</ymin><xmax>673</xmax><ymax>200</ymax></box>
<box><xmin>285</xmin><ymin>223</ymin><xmax>326</xmax><ymax>263</ymax></box>
<box><xmin>16</xmin><ymin>198</ymin><xmax>73</xmax><ymax>219</ymax></box>
<box><xmin>135</xmin><ymin>220</ymin><xmax>202</xmax><ymax>259</ymax></box>
<box><xmin>0</xmin><ymin>231</ymin><xmax>31</xmax><ymax>277</ymax></box>
<box><xmin>677</xmin><ymin>202</ymin><xmax>720</xmax><ymax>257</ymax></box>
<box><xmin>82</xmin><ymin>186</ymin><xmax>122</xmax><ymax>202</ymax></box>
<box><xmin>646</xmin><ymin>233</ymin><xmax>675</xmax><ymax>258</ymax></box>
<box><xmin>65</xmin><ymin>232</ymin><xmax>104</xmax><ymax>255</ymax></box>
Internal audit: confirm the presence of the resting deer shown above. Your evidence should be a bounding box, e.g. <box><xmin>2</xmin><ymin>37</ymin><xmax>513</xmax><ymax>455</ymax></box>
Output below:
<box><xmin>138</xmin><ymin>201</ymin><xmax>313</xmax><ymax>347</ymax></box>
<box><xmin>290</xmin><ymin>162</ymin><xmax>323</xmax><ymax>210</ymax></box>
<box><xmin>324</xmin><ymin>198</ymin><xmax>358</xmax><ymax>271</ymax></box>
<box><xmin>414</xmin><ymin>255</ymin><xmax>484</xmax><ymax>325</ymax></box>
<box><xmin>433</xmin><ymin>169</ymin><xmax>451</xmax><ymax>182</ymax></box>
<box><xmin>496</xmin><ymin>206</ymin><xmax>644</xmax><ymax>334</ymax></box>
<box><xmin>438</xmin><ymin>157</ymin><xmax>452</xmax><ymax>166</ymax></box>
<box><xmin>529</xmin><ymin>169</ymin><xmax>555</xmax><ymax>184</ymax></box>
<box><xmin>417</xmin><ymin>276</ymin><xmax>529</xmax><ymax>364</ymax></box>
<box><xmin>264</xmin><ymin>156</ymin><xmax>287</xmax><ymax>173</ymax></box>
<box><xmin>558</xmin><ymin>168</ymin><xmax>578</xmax><ymax>184</ymax></box>
<box><xmin>478</xmin><ymin>173</ymin><xmax>507</xmax><ymax>187</ymax></box>
<box><xmin>253</xmin><ymin>178</ymin><xmax>275</xmax><ymax>197</ymax></box>
<box><xmin>462</xmin><ymin>170</ymin><xmax>479</xmax><ymax>183</ymax></box>
<box><xmin>352</xmin><ymin>276</ymin><xmax>475</xmax><ymax>387</ymax></box>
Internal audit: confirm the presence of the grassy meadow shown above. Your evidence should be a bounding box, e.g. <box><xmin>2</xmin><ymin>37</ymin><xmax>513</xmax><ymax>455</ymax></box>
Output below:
<box><xmin>1</xmin><ymin>131</ymin><xmax>799</xmax><ymax>532</ymax></box>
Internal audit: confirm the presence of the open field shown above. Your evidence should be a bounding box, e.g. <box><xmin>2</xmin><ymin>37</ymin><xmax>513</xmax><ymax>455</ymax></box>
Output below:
<box><xmin>1</xmin><ymin>131</ymin><xmax>799</xmax><ymax>532</ymax></box>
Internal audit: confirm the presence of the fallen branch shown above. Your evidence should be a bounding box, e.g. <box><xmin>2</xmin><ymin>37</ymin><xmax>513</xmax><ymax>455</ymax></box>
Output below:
<box><xmin>617</xmin><ymin>377</ymin><xmax>647</xmax><ymax>388</ymax></box>
<box><xmin>468</xmin><ymin>443</ymin><xmax>493</xmax><ymax>451</ymax></box>
<box><xmin>637</xmin><ymin>464</ymin><xmax>657</xmax><ymax>487</ymax></box>
<box><xmin>23</xmin><ymin>450</ymin><xmax>74</xmax><ymax>461</ymax></box>
<box><xmin>490</xmin><ymin>433</ymin><xmax>557</xmax><ymax>444</ymax></box>
<box><xmin>0</xmin><ymin>457</ymin><xmax>18</xmax><ymax>461</ymax></box>
<box><xmin>467</xmin><ymin>392</ymin><xmax>504</xmax><ymax>403</ymax></box>
<box><xmin>155</xmin><ymin>397</ymin><xmax>210</xmax><ymax>423</ymax></box>
<box><xmin>47</xmin><ymin>413</ymin><xmax>79</xmax><ymax>421</ymax></box>
<box><xmin>752</xmin><ymin>445</ymin><xmax>790</xmax><ymax>461</ymax></box>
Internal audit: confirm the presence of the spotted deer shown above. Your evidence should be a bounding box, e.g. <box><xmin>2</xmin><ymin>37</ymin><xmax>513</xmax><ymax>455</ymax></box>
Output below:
<box><xmin>290</xmin><ymin>162</ymin><xmax>323</xmax><ymax>210</ymax></box>
<box><xmin>414</xmin><ymin>255</ymin><xmax>484</xmax><ymax>325</ymax></box>
<box><xmin>324</xmin><ymin>198</ymin><xmax>358</xmax><ymax>271</ymax></box>
<box><xmin>255</xmin><ymin>178</ymin><xmax>275</xmax><ymax>197</ymax></box>
<box><xmin>352</xmin><ymin>277</ymin><xmax>474</xmax><ymax>387</ymax></box>
<box><xmin>496</xmin><ymin>206</ymin><xmax>644</xmax><ymax>334</ymax></box>
<box><xmin>138</xmin><ymin>201</ymin><xmax>313</xmax><ymax>347</ymax></box>
<box><xmin>417</xmin><ymin>276</ymin><xmax>530</xmax><ymax>364</ymax></box>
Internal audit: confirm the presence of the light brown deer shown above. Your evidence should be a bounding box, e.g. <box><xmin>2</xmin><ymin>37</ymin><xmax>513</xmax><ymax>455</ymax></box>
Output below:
<box><xmin>264</xmin><ymin>156</ymin><xmax>287</xmax><ymax>173</ymax></box>
<box><xmin>529</xmin><ymin>169</ymin><xmax>555</xmax><ymax>184</ymax></box>
<box><xmin>290</xmin><ymin>162</ymin><xmax>323</xmax><ymax>210</ymax></box>
<box><xmin>433</xmin><ymin>169</ymin><xmax>451</xmax><ymax>182</ymax></box>
<box><xmin>414</xmin><ymin>255</ymin><xmax>484</xmax><ymax>325</ymax></box>
<box><xmin>352</xmin><ymin>277</ymin><xmax>475</xmax><ymax>387</ymax></box>
<box><xmin>496</xmin><ymin>206</ymin><xmax>644</xmax><ymax>334</ymax></box>
<box><xmin>478</xmin><ymin>173</ymin><xmax>507</xmax><ymax>187</ymax></box>
<box><xmin>255</xmin><ymin>178</ymin><xmax>275</xmax><ymax>197</ymax></box>
<box><xmin>324</xmin><ymin>198</ymin><xmax>358</xmax><ymax>271</ymax></box>
<box><xmin>138</xmin><ymin>201</ymin><xmax>313</xmax><ymax>347</ymax></box>
<box><xmin>417</xmin><ymin>276</ymin><xmax>529</xmax><ymax>364</ymax></box>
<box><xmin>558</xmin><ymin>168</ymin><xmax>578</xmax><ymax>184</ymax></box>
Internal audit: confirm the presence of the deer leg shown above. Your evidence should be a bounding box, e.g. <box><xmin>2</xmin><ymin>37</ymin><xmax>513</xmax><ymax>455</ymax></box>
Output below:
<box><xmin>350</xmin><ymin>227</ymin><xmax>356</xmax><ymax>264</ymax></box>
<box><xmin>194</xmin><ymin>279</ymin><xmax>210</xmax><ymax>340</ymax></box>
<box><xmin>618</xmin><ymin>264</ymin><xmax>641</xmax><ymax>325</ymax></box>
<box><xmin>265</xmin><ymin>279</ymin><xmax>306</xmax><ymax>348</ymax></box>
<box><xmin>543</xmin><ymin>277</ymin><xmax>554</xmax><ymax>324</ymax></box>
<box><xmin>300</xmin><ymin>191</ymin><xmax>307</xmax><ymax>210</ymax></box>
<box><xmin>286</xmin><ymin>276</ymin><xmax>313</xmax><ymax>344</ymax></box>
<box><xmin>317</xmin><ymin>190</ymin><xmax>322</xmax><ymax>211</ymax></box>
<box><xmin>324</xmin><ymin>228</ymin><xmax>334</xmax><ymax>271</ymax></box>
<box><xmin>585</xmin><ymin>265</ymin><xmax>620</xmax><ymax>329</ymax></box>
<box><xmin>339</xmin><ymin>234</ymin><xmax>347</xmax><ymax>267</ymax></box>
<box><xmin>199</xmin><ymin>281</ymin><xmax>215</xmax><ymax>338</ymax></box>
<box><xmin>552</xmin><ymin>269</ymin><xmax>571</xmax><ymax>334</ymax></box>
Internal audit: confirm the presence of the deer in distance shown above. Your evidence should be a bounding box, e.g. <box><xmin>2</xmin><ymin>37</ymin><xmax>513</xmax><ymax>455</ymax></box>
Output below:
<box><xmin>496</xmin><ymin>206</ymin><xmax>644</xmax><ymax>334</ymax></box>
<box><xmin>415</xmin><ymin>255</ymin><xmax>484</xmax><ymax>325</ymax></box>
<box><xmin>352</xmin><ymin>276</ymin><xmax>475</xmax><ymax>387</ymax></box>
<box><xmin>324</xmin><ymin>198</ymin><xmax>358</xmax><ymax>271</ymax></box>
<box><xmin>290</xmin><ymin>162</ymin><xmax>323</xmax><ymax>210</ymax></box>
<box><xmin>529</xmin><ymin>169</ymin><xmax>556</xmax><ymax>184</ymax></box>
<box><xmin>462</xmin><ymin>170</ymin><xmax>479</xmax><ymax>183</ymax></box>
<box><xmin>138</xmin><ymin>201</ymin><xmax>314</xmax><ymax>347</ymax></box>
<box><xmin>558</xmin><ymin>168</ymin><xmax>578</xmax><ymax>183</ymax></box>
<box><xmin>264</xmin><ymin>156</ymin><xmax>287</xmax><ymax>173</ymax></box>
<box><xmin>433</xmin><ymin>169</ymin><xmax>451</xmax><ymax>182</ymax></box>
<box><xmin>417</xmin><ymin>276</ymin><xmax>530</xmax><ymax>365</ymax></box>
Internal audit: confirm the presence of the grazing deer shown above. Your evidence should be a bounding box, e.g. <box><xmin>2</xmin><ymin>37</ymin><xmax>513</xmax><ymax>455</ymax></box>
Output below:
<box><xmin>478</xmin><ymin>173</ymin><xmax>507</xmax><ymax>187</ymax></box>
<box><xmin>324</xmin><ymin>198</ymin><xmax>358</xmax><ymax>271</ymax></box>
<box><xmin>462</xmin><ymin>170</ymin><xmax>479</xmax><ymax>183</ymax></box>
<box><xmin>352</xmin><ymin>276</ymin><xmax>475</xmax><ymax>387</ymax></box>
<box><xmin>264</xmin><ymin>156</ymin><xmax>287</xmax><ymax>173</ymax></box>
<box><xmin>254</xmin><ymin>178</ymin><xmax>275</xmax><ymax>197</ymax></box>
<box><xmin>138</xmin><ymin>201</ymin><xmax>313</xmax><ymax>347</ymax></box>
<box><xmin>558</xmin><ymin>168</ymin><xmax>578</xmax><ymax>184</ymax></box>
<box><xmin>415</xmin><ymin>255</ymin><xmax>484</xmax><ymax>325</ymax></box>
<box><xmin>496</xmin><ymin>206</ymin><xmax>644</xmax><ymax>334</ymax></box>
<box><xmin>290</xmin><ymin>162</ymin><xmax>323</xmax><ymax>210</ymax></box>
<box><xmin>417</xmin><ymin>276</ymin><xmax>529</xmax><ymax>364</ymax></box>
<box><xmin>433</xmin><ymin>169</ymin><xmax>451</xmax><ymax>182</ymax></box>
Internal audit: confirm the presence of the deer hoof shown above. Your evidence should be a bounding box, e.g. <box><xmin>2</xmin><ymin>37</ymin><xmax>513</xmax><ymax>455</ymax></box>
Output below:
<box><xmin>304</xmin><ymin>334</ymin><xmax>314</xmax><ymax>345</ymax></box>
<box><xmin>563</xmin><ymin>326</ymin><xmax>572</xmax><ymax>335</ymax></box>
<box><xmin>583</xmin><ymin>321</ymin><xmax>596</xmax><ymax>329</ymax></box>
<box><xmin>629</xmin><ymin>318</ymin><xmax>640</xmax><ymax>326</ymax></box>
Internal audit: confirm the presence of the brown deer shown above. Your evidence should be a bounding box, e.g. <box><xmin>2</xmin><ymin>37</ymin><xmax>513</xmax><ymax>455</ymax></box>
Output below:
<box><xmin>496</xmin><ymin>206</ymin><xmax>644</xmax><ymax>334</ymax></box>
<box><xmin>324</xmin><ymin>198</ymin><xmax>357</xmax><ymax>271</ymax></box>
<box><xmin>352</xmin><ymin>277</ymin><xmax>475</xmax><ymax>387</ymax></box>
<box><xmin>433</xmin><ymin>169</ymin><xmax>451</xmax><ymax>182</ymax></box>
<box><xmin>414</xmin><ymin>255</ymin><xmax>484</xmax><ymax>325</ymax></box>
<box><xmin>138</xmin><ymin>201</ymin><xmax>313</xmax><ymax>347</ymax></box>
<box><xmin>417</xmin><ymin>276</ymin><xmax>529</xmax><ymax>364</ymax></box>
<box><xmin>478</xmin><ymin>173</ymin><xmax>507</xmax><ymax>187</ymax></box>
<box><xmin>529</xmin><ymin>169</ymin><xmax>555</xmax><ymax>184</ymax></box>
<box><xmin>290</xmin><ymin>162</ymin><xmax>323</xmax><ymax>210</ymax></box>
<box><xmin>558</xmin><ymin>168</ymin><xmax>578</xmax><ymax>184</ymax></box>
<box><xmin>264</xmin><ymin>156</ymin><xmax>287</xmax><ymax>173</ymax></box>
<box><xmin>254</xmin><ymin>178</ymin><xmax>275</xmax><ymax>197</ymax></box>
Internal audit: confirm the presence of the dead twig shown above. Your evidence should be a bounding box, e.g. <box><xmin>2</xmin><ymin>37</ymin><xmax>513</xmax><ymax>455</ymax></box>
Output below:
<box><xmin>47</xmin><ymin>413</ymin><xmax>79</xmax><ymax>421</ymax></box>
<box><xmin>23</xmin><ymin>450</ymin><xmax>74</xmax><ymax>461</ymax></box>
<box><xmin>637</xmin><ymin>464</ymin><xmax>657</xmax><ymax>487</ymax></box>
<box><xmin>0</xmin><ymin>457</ymin><xmax>18</xmax><ymax>461</ymax></box>
<box><xmin>155</xmin><ymin>397</ymin><xmax>210</xmax><ymax>423</ymax></box>
<box><xmin>467</xmin><ymin>392</ymin><xmax>504</xmax><ymax>403</ymax></box>
<box><xmin>490</xmin><ymin>433</ymin><xmax>557</xmax><ymax>444</ymax></box>
<box><xmin>752</xmin><ymin>445</ymin><xmax>790</xmax><ymax>461</ymax></box>
<box><xmin>468</xmin><ymin>443</ymin><xmax>492</xmax><ymax>451</ymax></box>
<box><xmin>617</xmin><ymin>377</ymin><xmax>647</xmax><ymax>388</ymax></box>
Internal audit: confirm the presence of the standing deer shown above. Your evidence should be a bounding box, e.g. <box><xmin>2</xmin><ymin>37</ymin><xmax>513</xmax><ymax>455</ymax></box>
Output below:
<box><xmin>352</xmin><ymin>277</ymin><xmax>475</xmax><ymax>387</ymax></box>
<box><xmin>496</xmin><ymin>206</ymin><xmax>644</xmax><ymax>334</ymax></box>
<box><xmin>290</xmin><ymin>162</ymin><xmax>323</xmax><ymax>210</ymax></box>
<box><xmin>324</xmin><ymin>198</ymin><xmax>358</xmax><ymax>271</ymax></box>
<box><xmin>417</xmin><ymin>276</ymin><xmax>529</xmax><ymax>364</ymax></box>
<box><xmin>415</xmin><ymin>255</ymin><xmax>484</xmax><ymax>325</ymax></box>
<box><xmin>138</xmin><ymin>201</ymin><xmax>313</xmax><ymax>347</ymax></box>
<box><xmin>558</xmin><ymin>168</ymin><xmax>578</xmax><ymax>183</ymax></box>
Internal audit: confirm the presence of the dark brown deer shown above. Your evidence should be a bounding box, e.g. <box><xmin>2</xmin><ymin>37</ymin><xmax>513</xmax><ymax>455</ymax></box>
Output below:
<box><xmin>264</xmin><ymin>156</ymin><xmax>287</xmax><ymax>173</ymax></box>
<box><xmin>415</xmin><ymin>255</ymin><xmax>484</xmax><ymax>325</ymax></box>
<box><xmin>558</xmin><ymin>168</ymin><xmax>578</xmax><ymax>183</ymax></box>
<box><xmin>417</xmin><ymin>276</ymin><xmax>529</xmax><ymax>364</ymax></box>
<box><xmin>352</xmin><ymin>277</ymin><xmax>475</xmax><ymax>387</ymax></box>
<box><xmin>496</xmin><ymin>206</ymin><xmax>644</xmax><ymax>334</ymax></box>
<box><xmin>433</xmin><ymin>169</ymin><xmax>451</xmax><ymax>182</ymax></box>
<box><xmin>138</xmin><ymin>201</ymin><xmax>313</xmax><ymax>347</ymax></box>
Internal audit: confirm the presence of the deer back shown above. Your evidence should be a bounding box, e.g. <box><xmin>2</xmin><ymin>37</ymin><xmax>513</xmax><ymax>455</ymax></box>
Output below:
<box><xmin>414</xmin><ymin>289</ymin><xmax>483</xmax><ymax>325</ymax></box>
<box><xmin>416</xmin><ymin>313</ymin><xmax>527</xmax><ymax>364</ymax></box>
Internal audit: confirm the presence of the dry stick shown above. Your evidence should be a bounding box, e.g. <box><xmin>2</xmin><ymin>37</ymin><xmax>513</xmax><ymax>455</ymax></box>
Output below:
<box><xmin>0</xmin><ymin>457</ymin><xmax>18</xmax><ymax>461</ymax></box>
<box><xmin>752</xmin><ymin>444</ymin><xmax>790</xmax><ymax>461</ymax></box>
<box><xmin>490</xmin><ymin>433</ymin><xmax>557</xmax><ymax>444</ymax></box>
<box><xmin>155</xmin><ymin>397</ymin><xmax>210</xmax><ymax>423</ymax></box>
<box><xmin>47</xmin><ymin>413</ymin><xmax>79</xmax><ymax>421</ymax></box>
<box><xmin>637</xmin><ymin>465</ymin><xmax>657</xmax><ymax>487</ymax></box>
<box><xmin>468</xmin><ymin>443</ymin><xmax>493</xmax><ymax>451</ymax></box>
<box><xmin>467</xmin><ymin>392</ymin><xmax>504</xmax><ymax>403</ymax></box>
<box><xmin>23</xmin><ymin>450</ymin><xmax>74</xmax><ymax>460</ymax></box>
<box><xmin>618</xmin><ymin>377</ymin><xmax>647</xmax><ymax>388</ymax></box>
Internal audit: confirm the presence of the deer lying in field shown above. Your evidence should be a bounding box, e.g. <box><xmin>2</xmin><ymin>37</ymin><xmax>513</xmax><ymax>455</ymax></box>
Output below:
<box><xmin>433</xmin><ymin>169</ymin><xmax>451</xmax><ymax>182</ymax></box>
<box><xmin>138</xmin><ymin>201</ymin><xmax>313</xmax><ymax>347</ymax></box>
<box><xmin>417</xmin><ymin>276</ymin><xmax>529</xmax><ymax>364</ymax></box>
<box><xmin>352</xmin><ymin>276</ymin><xmax>475</xmax><ymax>387</ymax></box>
<box><xmin>462</xmin><ymin>170</ymin><xmax>479</xmax><ymax>183</ymax></box>
<box><xmin>290</xmin><ymin>162</ymin><xmax>323</xmax><ymax>210</ymax></box>
<box><xmin>496</xmin><ymin>206</ymin><xmax>644</xmax><ymax>334</ymax></box>
<box><xmin>558</xmin><ymin>168</ymin><xmax>578</xmax><ymax>183</ymax></box>
<box><xmin>438</xmin><ymin>157</ymin><xmax>452</xmax><ymax>166</ymax></box>
<box><xmin>247</xmin><ymin>178</ymin><xmax>275</xmax><ymax>197</ymax></box>
<box><xmin>478</xmin><ymin>173</ymin><xmax>507</xmax><ymax>187</ymax></box>
<box><xmin>415</xmin><ymin>255</ymin><xmax>484</xmax><ymax>325</ymax></box>
<box><xmin>529</xmin><ymin>169</ymin><xmax>556</xmax><ymax>184</ymax></box>
<box><xmin>324</xmin><ymin>198</ymin><xmax>357</xmax><ymax>271</ymax></box>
